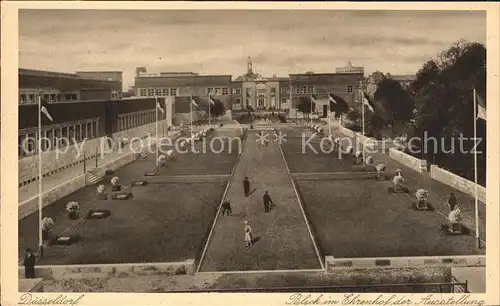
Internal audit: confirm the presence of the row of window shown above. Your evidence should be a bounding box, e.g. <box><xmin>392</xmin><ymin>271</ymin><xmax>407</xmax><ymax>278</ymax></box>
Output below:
<box><xmin>206</xmin><ymin>87</ymin><xmax>229</xmax><ymax>95</ymax></box>
<box><xmin>19</xmin><ymin>119</ymin><xmax>99</xmax><ymax>157</ymax></box>
<box><xmin>19</xmin><ymin>93</ymin><xmax>79</xmax><ymax>104</ymax></box>
<box><xmin>137</xmin><ymin>85</ymin><xmax>354</xmax><ymax>98</ymax></box>
<box><xmin>138</xmin><ymin>88</ymin><xmax>178</xmax><ymax>97</ymax></box>
<box><xmin>118</xmin><ymin>110</ymin><xmax>156</xmax><ymax>132</ymax></box>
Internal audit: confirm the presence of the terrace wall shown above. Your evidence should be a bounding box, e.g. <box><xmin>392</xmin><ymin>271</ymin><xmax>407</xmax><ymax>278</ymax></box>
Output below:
<box><xmin>430</xmin><ymin>165</ymin><xmax>486</xmax><ymax>204</ymax></box>
<box><xmin>389</xmin><ymin>148</ymin><xmax>427</xmax><ymax>173</ymax></box>
<box><xmin>18</xmin><ymin>259</ymin><xmax>196</xmax><ymax>281</ymax></box>
<box><xmin>325</xmin><ymin>255</ymin><xmax>486</xmax><ymax>271</ymax></box>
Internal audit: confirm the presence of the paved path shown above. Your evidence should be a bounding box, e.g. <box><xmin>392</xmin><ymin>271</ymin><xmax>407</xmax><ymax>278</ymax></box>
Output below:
<box><xmin>199</xmin><ymin>130</ymin><xmax>322</xmax><ymax>272</ymax></box>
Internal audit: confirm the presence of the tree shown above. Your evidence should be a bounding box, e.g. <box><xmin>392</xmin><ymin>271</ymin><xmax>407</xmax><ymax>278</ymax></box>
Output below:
<box><xmin>374</xmin><ymin>78</ymin><xmax>415</xmax><ymax>123</ymax></box>
<box><xmin>412</xmin><ymin>40</ymin><xmax>486</xmax><ymax>185</ymax></box>
<box><xmin>210</xmin><ymin>100</ymin><xmax>225</xmax><ymax>119</ymax></box>
<box><xmin>329</xmin><ymin>94</ymin><xmax>349</xmax><ymax>118</ymax></box>
<box><xmin>297</xmin><ymin>96</ymin><xmax>316</xmax><ymax>117</ymax></box>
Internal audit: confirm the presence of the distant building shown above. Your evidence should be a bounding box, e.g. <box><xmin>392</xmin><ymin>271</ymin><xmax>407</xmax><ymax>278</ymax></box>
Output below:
<box><xmin>335</xmin><ymin>60</ymin><xmax>364</xmax><ymax>75</ymax></box>
<box><xmin>18</xmin><ymin>69</ymin><xmax>121</xmax><ymax>104</ymax></box>
<box><xmin>232</xmin><ymin>57</ymin><xmax>286</xmax><ymax>111</ymax></box>
<box><xmin>389</xmin><ymin>74</ymin><xmax>416</xmax><ymax>89</ymax></box>
<box><xmin>75</xmin><ymin>71</ymin><xmax>123</xmax><ymax>100</ymax></box>
<box><xmin>289</xmin><ymin>71</ymin><xmax>363</xmax><ymax>116</ymax></box>
<box><xmin>134</xmin><ymin>68</ymin><xmax>232</xmax><ymax>112</ymax></box>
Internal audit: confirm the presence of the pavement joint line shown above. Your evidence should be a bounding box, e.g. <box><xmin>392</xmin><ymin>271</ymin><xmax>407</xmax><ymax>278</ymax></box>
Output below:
<box><xmin>276</xmin><ymin>129</ymin><xmax>325</xmax><ymax>271</ymax></box>
<box><xmin>196</xmin><ymin>128</ymin><xmax>247</xmax><ymax>273</ymax></box>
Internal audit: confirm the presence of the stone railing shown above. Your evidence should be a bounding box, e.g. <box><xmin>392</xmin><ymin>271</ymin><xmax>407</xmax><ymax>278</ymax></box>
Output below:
<box><xmin>430</xmin><ymin>165</ymin><xmax>486</xmax><ymax>204</ymax></box>
<box><xmin>389</xmin><ymin>148</ymin><xmax>428</xmax><ymax>173</ymax></box>
<box><xmin>325</xmin><ymin>255</ymin><xmax>485</xmax><ymax>271</ymax></box>
<box><xmin>19</xmin><ymin>259</ymin><xmax>195</xmax><ymax>281</ymax></box>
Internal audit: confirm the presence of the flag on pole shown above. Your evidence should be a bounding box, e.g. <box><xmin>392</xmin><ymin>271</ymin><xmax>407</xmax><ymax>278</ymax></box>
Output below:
<box><xmin>40</xmin><ymin>98</ymin><xmax>53</xmax><ymax>122</ymax></box>
<box><xmin>156</xmin><ymin>98</ymin><xmax>165</xmax><ymax>114</ymax></box>
<box><xmin>191</xmin><ymin>97</ymin><xmax>199</xmax><ymax>108</ymax></box>
<box><xmin>311</xmin><ymin>94</ymin><xmax>317</xmax><ymax>103</ymax></box>
<box><xmin>362</xmin><ymin>92</ymin><xmax>375</xmax><ymax>113</ymax></box>
<box><xmin>208</xmin><ymin>95</ymin><xmax>216</xmax><ymax>105</ymax></box>
<box><xmin>328</xmin><ymin>93</ymin><xmax>337</xmax><ymax>104</ymax></box>
<box><xmin>476</xmin><ymin>91</ymin><xmax>486</xmax><ymax>121</ymax></box>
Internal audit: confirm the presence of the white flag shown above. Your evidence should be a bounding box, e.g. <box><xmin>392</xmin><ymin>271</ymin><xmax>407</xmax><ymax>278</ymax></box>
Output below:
<box><xmin>208</xmin><ymin>95</ymin><xmax>215</xmax><ymax>105</ymax></box>
<box><xmin>191</xmin><ymin>98</ymin><xmax>198</xmax><ymax>107</ymax></box>
<box><xmin>39</xmin><ymin>97</ymin><xmax>53</xmax><ymax>121</ymax></box>
<box><xmin>156</xmin><ymin>100</ymin><xmax>164</xmax><ymax>114</ymax></box>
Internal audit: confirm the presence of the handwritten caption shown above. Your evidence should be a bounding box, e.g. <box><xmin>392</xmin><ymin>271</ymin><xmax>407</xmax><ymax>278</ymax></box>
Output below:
<box><xmin>19</xmin><ymin>293</ymin><xmax>85</xmax><ymax>306</ymax></box>
<box><xmin>285</xmin><ymin>293</ymin><xmax>485</xmax><ymax>306</ymax></box>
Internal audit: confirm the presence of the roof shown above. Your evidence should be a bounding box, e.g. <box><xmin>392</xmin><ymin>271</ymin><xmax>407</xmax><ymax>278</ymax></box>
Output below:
<box><xmin>19</xmin><ymin>68</ymin><xmax>80</xmax><ymax>79</ymax></box>
<box><xmin>76</xmin><ymin>71</ymin><xmax>123</xmax><ymax>74</ymax></box>
<box><xmin>135</xmin><ymin>75</ymin><xmax>232</xmax><ymax>87</ymax></box>
<box><xmin>390</xmin><ymin>75</ymin><xmax>416</xmax><ymax>81</ymax></box>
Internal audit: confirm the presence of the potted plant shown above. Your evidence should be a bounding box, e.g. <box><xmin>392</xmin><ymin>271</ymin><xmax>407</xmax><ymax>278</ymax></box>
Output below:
<box><xmin>97</xmin><ymin>184</ymin><xmax>107</xmax><ymax>200</ymax></box>
<box><xmin>41</xmin><ymin>217</ymin><xmax>55</xmax><ymax>241</ymax></box>
<box><xmin>66</xmin><ymin>201</ymin><xmax>80</xmax><ymax>220</ymax></box>
<box><xmin>111</xmin><ymin>176</ymin><xmax>121</xmax><ymax>192</ymax></box>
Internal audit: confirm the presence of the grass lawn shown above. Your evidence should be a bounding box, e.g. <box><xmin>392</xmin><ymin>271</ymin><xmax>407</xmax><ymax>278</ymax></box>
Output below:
<box><xmin>19</xmin><ymin>183</ymin><xmax>226</xmax><ymax>265</ymax></box>
<box><xmin>296</xmin><ymin>180</ymin><xmax>484</xmax><ymax>258</ymax></box>
<box><xmin>281</xmin><ymin>139</ymin><xmax>365</xmax><ymax>173</ymax></box>
<box><xmin>114</xmin><ymin>137</ymin><xmax>239</xmax><ymax>181</ymax></box>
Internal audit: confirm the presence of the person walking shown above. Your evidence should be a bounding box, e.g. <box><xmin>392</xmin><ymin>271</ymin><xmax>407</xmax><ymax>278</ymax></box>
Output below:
<box><xmin>220</xmin><ymin>200</ymin><xmax>232</xmax><ymax>216</ymax></box>
<box><xmin>448</xmin><ymin>192</ymin><xmax>457</xmax><ymax>211</ymax></box>
<box><xmin>244</xmin><ymin>221</ymin><xmax>253</xmax><ymax>247</ymax></box>
<box><xmin>263</xmin><ymin>190</ymin><xmax>274</xmax><ymax>213</ymax></box>
<box><xmin>23</xmin><ymin>248</ymin><xmax>36</xmax><ymax>279</ymax></box>
<box><xmin>243</xmin><ymin>177</ymin><xmax>250</xmax><ymax>197</ymax></box>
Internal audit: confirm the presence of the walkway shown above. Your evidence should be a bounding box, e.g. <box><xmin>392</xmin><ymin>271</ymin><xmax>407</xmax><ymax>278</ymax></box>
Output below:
<box><xmin>198</xmin><ymin>130</ymin><xmax>322</xmax><ymax>271</ymax></box>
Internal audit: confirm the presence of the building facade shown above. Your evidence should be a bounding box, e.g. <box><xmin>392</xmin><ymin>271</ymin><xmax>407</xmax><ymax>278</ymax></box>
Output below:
<box><xmin>289</xmin><ymin>72</ymin><xmax>364</xmax><ymax>117</ymax></box>
<box><xmin>75</xmin><ymin>71</ymin><xmax>123</xmax><ymax>100</ymax></box>
<box><xmin>134</xmin><ymin>68</ymin><xmax>232</xmax><ymax>112</ymax></box>
<box><xmin>231</xmin><ymin>57</ymin><xmax>285</xmax><ymax>111</ymax></box>
<box><xmin>19</xmin><ymin>69</ymin><xmax>121</xmax><ymax>104</ymax></box>
<box><xmin>335</xmin><ymin>60</ymin><xmax>365</xmax><ymax>75</ymax></box>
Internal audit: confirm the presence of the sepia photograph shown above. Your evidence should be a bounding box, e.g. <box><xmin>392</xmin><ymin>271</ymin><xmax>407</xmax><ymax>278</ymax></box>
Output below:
<box><xmin>1</xmin><ymin>3</ymin><xmax>499</xmax><ymax>305</ymax></box>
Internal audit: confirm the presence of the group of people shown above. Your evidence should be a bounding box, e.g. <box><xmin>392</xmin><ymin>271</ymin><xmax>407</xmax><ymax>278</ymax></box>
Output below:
<box><xmin>219</xmin><ymin>177</ymin><xmax>274</xmax><ymax>247</ymax></box>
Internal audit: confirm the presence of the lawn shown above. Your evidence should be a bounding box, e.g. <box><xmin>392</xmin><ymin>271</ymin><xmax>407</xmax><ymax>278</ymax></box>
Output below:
<box><xmin>116</xmin><ymin>137</ymin><xmax>240</xmax><ymax>180</ymax></box>
<box><xmin>296</xmin><ymin>180</ymin><xmax>485</xmax><ymax>258</ymax></box>
<box><xmin>281</xmin><ymin>139</ymin><xmax>365</xmax><ymax>173</ymax></box>
<box><xmin>19</xmin><ymin>183</ymin><xmax>226</xmax><ymax>265</ymax></box>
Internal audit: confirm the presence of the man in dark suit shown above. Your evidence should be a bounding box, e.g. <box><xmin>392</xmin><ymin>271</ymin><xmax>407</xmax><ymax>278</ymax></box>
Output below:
<box><xmin>220</xmin><ymin>200</ymin><xmax>232</xmax><ymax>216</ymax></box>
<box><xmin>23</xmin><ymin>248</ymin><xmax>36</xmax><ymax>279</ymax></box>
<box><xmin>243</xmin><ymin>177</ymin><xmax>250</xmax><ymax>197</ymax></box>
<box><xmin>263</xmin><ymin>191</ymin><xmax>274</xmax><ymax>213</ymax></box>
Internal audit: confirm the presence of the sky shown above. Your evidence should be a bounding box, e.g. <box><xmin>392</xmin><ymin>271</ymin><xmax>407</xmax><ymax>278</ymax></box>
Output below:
<box><xmin>19</xmin><ymin>9</ymin><xmax>486</xmax><ymax>90</ymax></box>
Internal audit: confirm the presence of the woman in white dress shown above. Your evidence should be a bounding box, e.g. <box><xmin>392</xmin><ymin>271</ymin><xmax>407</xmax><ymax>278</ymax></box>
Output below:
<box><xmin>392</xmin><ymin>169</ymin><xmax>404</xmax><ymax>192</ymax></box>
<box><xmin>244</xmin><ymin>221</ymin><xmax>253</xmax><ymax>247</ymax></box>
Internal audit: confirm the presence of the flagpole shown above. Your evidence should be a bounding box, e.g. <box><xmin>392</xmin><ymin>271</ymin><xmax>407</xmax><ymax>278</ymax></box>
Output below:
<box><xmin>310</xmin><ymin>94</ymin><xmax>313</xmax><ymax>125</ymax></box>
<box><xmin>155</xmin><ymin>95</ymin><xmax>159</xmax><ymax>166</ymax></box>
<box><xmin>361</xmin><ymin>88</ymin><xmax>365</xmax><ymax>162</ymax></box>
<box><xmin>37</xmin><ymin>94</ymin><xmax>44</xmax><ymax>258</ymax></box>
<box><xmin>328</xmin><ymin>98</ymin><xmax>332</xmax><ymax>137</ymax></box>
<box><xmin>190</xmin><ymin>95</ymin><xmax>193</xmax><ymax>137</ymax></box>
<box><xmin>208</xmin><ymin>96</ymin><xmax>211</xmax><ymax>128</ymax></box>
<box><xmin>473</xmin><ymin>87</ymin><xmax>480</xmax><ymax>249</ymax></box>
